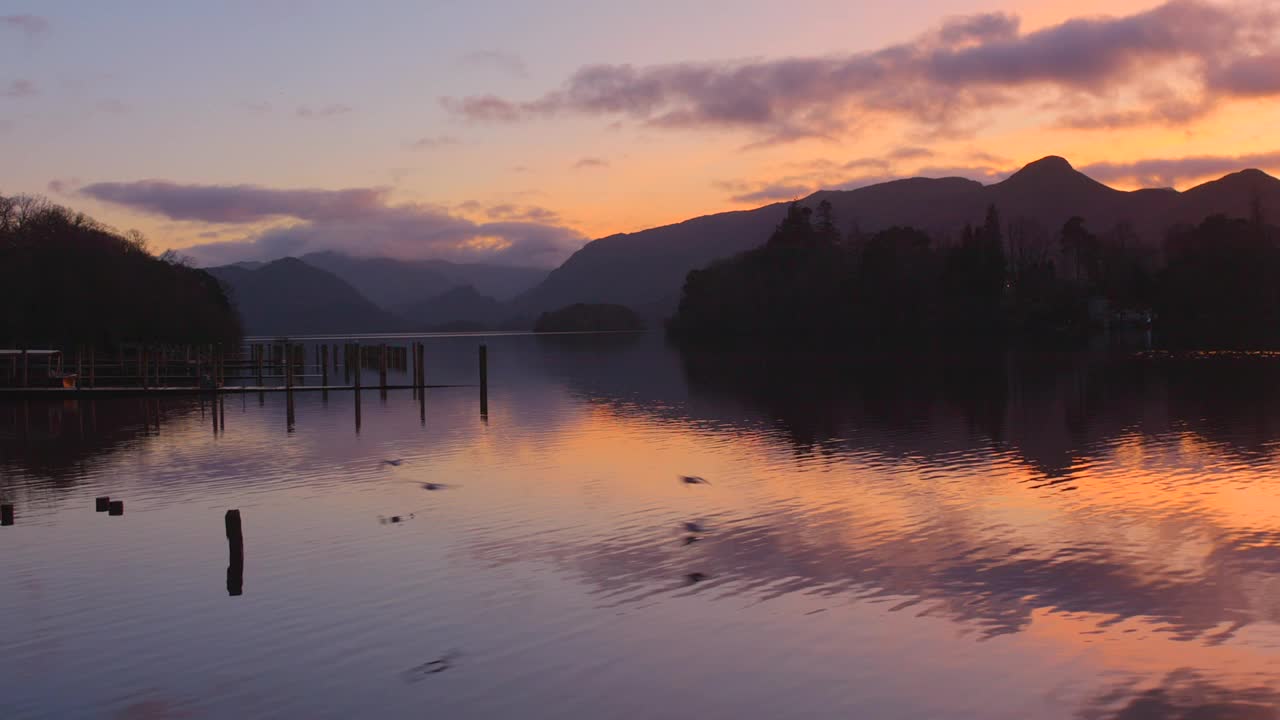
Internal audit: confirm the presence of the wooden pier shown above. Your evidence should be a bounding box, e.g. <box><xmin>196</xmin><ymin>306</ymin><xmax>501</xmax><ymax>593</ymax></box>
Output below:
<box><xmin>0</xmin><ymin>340</ymin><xmax>486</xmax><ymax>399</ymax></box>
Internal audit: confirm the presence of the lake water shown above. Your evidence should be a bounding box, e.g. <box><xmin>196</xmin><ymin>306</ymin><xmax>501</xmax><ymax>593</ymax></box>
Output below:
<box><xmin>4</xmin><ymin>334</ymin><xmax>1280</xmax><ymax>719</ymax></box>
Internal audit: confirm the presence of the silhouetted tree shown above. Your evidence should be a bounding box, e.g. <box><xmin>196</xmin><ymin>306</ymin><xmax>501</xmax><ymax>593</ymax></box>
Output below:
<box><xmin>0</xmin><ymin>193</ymin><xmax>242</xmax><ymax>349</ymax></box>
<box><xmin>813</xmin><ymin>199</ymin><xmax>839</xmax><ymax>246</ymax></box>
<box><xmin>1059</xmin><ymin>216</ymin><xmax>1104</xmax><ymax>284</ymax></box>
<box><xmin>767</xmin><ymin>202</ymin><xmax>815</xmax><ymax>248</ymax></box>
<box><xmin>1157</xmin><ymin>214</ymin><xmax>1280</xmax><ymax>346</ymax></box>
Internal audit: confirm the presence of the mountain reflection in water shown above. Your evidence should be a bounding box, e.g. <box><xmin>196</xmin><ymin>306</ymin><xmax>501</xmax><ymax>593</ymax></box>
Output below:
<box><xmin>2</xmin><ymin>335</ymin><xmax>1280</xmax><ymax>719</ymax></box>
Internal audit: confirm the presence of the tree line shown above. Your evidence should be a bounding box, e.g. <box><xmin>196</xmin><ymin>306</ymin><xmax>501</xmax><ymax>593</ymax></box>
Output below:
<box><xmin>667</xmin><ymin>199</ymin><xmax>1280</xmax><ymax>348</ymax></box>
<box><xmin>0</xmin><ymin>194</ymin><xmax>242</xmax><ymax>349</ymax></box>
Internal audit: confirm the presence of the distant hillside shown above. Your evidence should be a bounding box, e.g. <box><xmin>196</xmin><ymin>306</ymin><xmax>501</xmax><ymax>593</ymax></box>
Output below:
<box><xmin>534</xmin><ymin>303</ymin><xmax>644</xmax><ymax>333</ymax></box>
<box><xmin>516</xmin><ymin>157</ymin><xmax>1280</xmax><ymax>316</ymax></box>
<box><xmin>208</xmin><ymin>258</ymin><xmax>404</xmax><ymax>335</ymax></box>
<box><xmin>300</xmin><ymin>251</ymin><xmax>547</xmax><ymax>309</ymax></box>
<box><xmin>395</xmin><ymin>285</ymin><xmax>504</xmax><ymax>329</ymax></box>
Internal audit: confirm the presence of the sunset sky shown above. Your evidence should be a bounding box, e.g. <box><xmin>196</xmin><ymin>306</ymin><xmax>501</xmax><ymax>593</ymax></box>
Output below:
<box><xmin>3</xmin><ymin>0</ymin><xmax>1279</xmax><ymax>267</ymax></box>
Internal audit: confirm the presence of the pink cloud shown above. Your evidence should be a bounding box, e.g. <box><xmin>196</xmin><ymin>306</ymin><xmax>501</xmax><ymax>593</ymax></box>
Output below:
<box><xmin>442</xmin><ymin>1</ymin><xmax>1280</xmax><ymax>142</ymax></box>
<box><xmin>296</xmin><ymin>103</ymin><xmax>353</xmax><ymax>118</ymax></box>
<box><xmin>79</xmin><ymin>180</ymin><xmax>585</xmax><ymax>267</ymax></box>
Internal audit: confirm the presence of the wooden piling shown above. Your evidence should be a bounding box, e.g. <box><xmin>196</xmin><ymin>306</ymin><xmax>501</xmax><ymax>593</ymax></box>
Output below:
<box><xmin>1</xmin><ymin>504</ymin><xmax>13</xmax><ymax>526</ymax></box>
<box><xmin>226</xmin><ymin>509</ymin><xmax>244</xmax><ymax>597</ymax></box>
<box><xmin>321</xmin><ymin>345</ymin><xmax>329</xmax><ymax>386</ymax></box>
<box><xmin>479</xmin><ymin>344</ymin><xmax>488</xmax><ymax>416</ymax></box>
<box><xmin>418</xmin><ymin>342</ymin><xmax>426</xmax><ymax>388</ymax></box>
<box><xmin>108</xmin><ymin>500</ymin><xmax>124</xmax><ymax>516</ymax></box>
<box><xmin>88</xmin><ymin>347</ymin><xmax>95</xmax><ymax>388</ymax></box>
<box><xmin>20</xmin><ymin>348</ymin><xmax>28</xmax><ymax>388</ymax></box>
<box><xmin>353</xmin><ymin>343</ymin><xmax>361</xmax><ymax>390</ymax></box>
<box><xmin>379</xmin><ymin>344</ymin><xmax>388</xmax><ymax>390</ymax></box>
<box><xmin>95</xmin><ymin>496</ymin><xmax>111</xmax><ymax>512</ymax></box>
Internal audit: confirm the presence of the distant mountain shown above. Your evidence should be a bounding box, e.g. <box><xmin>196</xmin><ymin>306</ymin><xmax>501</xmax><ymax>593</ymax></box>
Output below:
<box><xmin>395</xmin><ymin>284</ymin><xmax>504</xmax><ymax>329</ymax></box>
<box><xmin>299</xmin><ymin>252</ymin><xmax>547</xmax><ymax>309</ymax></box>
<box><xmin>517</xmin><ymin>157</ymin><xmax>1280</xmax><ymax>316</ymax></box>
<box><xmin>207</xmin><ymin>257</ymin><xmax>404</xmax><ymax>335</ymax></box>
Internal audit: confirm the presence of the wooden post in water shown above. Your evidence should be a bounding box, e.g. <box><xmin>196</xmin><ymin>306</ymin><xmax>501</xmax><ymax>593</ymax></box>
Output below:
<box><xmin>379</xmin><ymin>344</ymin><xmax>388</xmax><ymax>390</ymax></box>
<box><xmin>95</xmin><ymin>496</ymin><xmax>111</xmax><ymax>512</ymax></box>
<box><xmin>1</xmin><ymin>504</ymin><xmax>13</xmax><ymax>526</ymax></box>
<box><xmin>88</xmin><ymin>347</ymin><xmax>95</xmax><ymax>388</ymax></box>
<box><xmin>353</xmin><ymin>343</ymin><xmax>361</xmax><ymax>391</ymax></box>
<box><xmin>321</xmin><ymin>345</ymin><xmax>329</xmax><ymax>386</ymax></box>
<box><xmin>108</xmin><ymin>500</ymin><xmax>124</xmax><ymax>516</ymax></box>
<box><xmin>20</xmin><ymin>348</ymin><xmax>28</xmax><ymax>388</ymax></box>
<box><xmin>225</xmin><ymin>509</ymin><xmax>244</xmax><ymax>597</ymax></box>
<box><xmin>256</xmin><ymin>345</ymin><xmax>264</xmax><ymax>386</ymax></box>
<box><xmin>479</xmin><ymin>344</ymin><xmax>488</xmax><ymax>417</ymax></box>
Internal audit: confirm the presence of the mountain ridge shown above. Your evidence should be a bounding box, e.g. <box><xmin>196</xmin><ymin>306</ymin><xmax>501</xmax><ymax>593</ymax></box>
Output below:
<box><xmin>516</xmin><ymin>157</ymin><xmax>1280</xmax><ymax>316</ymax></box>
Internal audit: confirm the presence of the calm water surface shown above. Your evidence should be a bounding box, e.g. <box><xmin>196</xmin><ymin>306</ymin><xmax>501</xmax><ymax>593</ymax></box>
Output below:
<box><xmin>4</xmin><ymin>334</ymin><xmax>1280</xmax><ymax>719</ymax></box>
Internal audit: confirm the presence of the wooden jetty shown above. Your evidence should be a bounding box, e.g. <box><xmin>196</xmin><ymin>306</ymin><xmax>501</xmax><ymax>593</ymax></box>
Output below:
<box><xmin>0</xmin><ymin>340</ymin><xmax>484</xmax><ymax>399</ymax></box>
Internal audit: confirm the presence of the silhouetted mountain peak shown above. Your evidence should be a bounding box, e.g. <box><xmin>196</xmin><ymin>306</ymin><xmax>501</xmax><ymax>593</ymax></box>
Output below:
<box><xmin>995</xmin><ymin>155</ymin><xmax>1115</xmax><ymax>198</ymax></box>
<box><xmin>1023</xmin><ymin>155</ymin><xmax>1073</xmax><ymax>172</ymax></box>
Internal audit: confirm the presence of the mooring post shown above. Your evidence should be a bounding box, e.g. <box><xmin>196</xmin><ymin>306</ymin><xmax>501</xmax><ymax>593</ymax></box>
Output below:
<box><xmin>1</xmin><ymin>504</ymin><xmax>13</xmax><ymax>526</ymax></box>
<box><xmin>108</xmin><ymin>500</ymin><xmax>124</xmax><ymax>516</ymax></box>
<box><xmin>20</xmin><ymin>347</ymin><xmax>28</xmax><ymax>388</ymax></box>
<box><xmin>354</xmin><ymin>384</ymin><xmax>362</xmax><ymax>433</ymax></box>
<box><xmin>479</xmin><ymin>344</ymin><xmax>488</xmax><ymax>416</ymax></box>
<box><xmin>256</xmin><ymin>344</ymin><xmax>264</xmax><ymax>387</ymax></box>
<box><xmin>89</xmin><ymin>347</ymin><xmax>95</xmax><ymax>388</ymax></box>
<box><xmin>379</xmin><ymin>344</ymin><xmax>388</xmax><ymax>390</ymax></box>
<box><xmin>322</xmin><ymin>345</ymin><xmax>329</xmax><ymax>386</ymax></box>
<box><xmin>353</xmin><ymin>343</ymin><xmax>361</xmax><ymax>390</ymax></box>
<box><xmin>95</xmin><ymin>496</ymin><xmax>111</xmax><ymax>512</ymax></box>
<box><xmin>225</xmin><ymin>509</ymin><xmax>244</xmax><ymax>596</ymax></box>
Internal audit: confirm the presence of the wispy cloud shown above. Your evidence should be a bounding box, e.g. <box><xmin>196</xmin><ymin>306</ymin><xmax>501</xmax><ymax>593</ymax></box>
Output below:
<box><xmin>46</xmin><ymin>178</ymin><xmax>80</xmax><ymax>195</ymax></box>
<box><xmin>79</xmin><ymin>180</ymin><xmax>584</xmax><ymax>267</ymax></box>
<box><xmin>1080</xmin><ymin>150</ymin><xmax>1280</xmax><ymax>186</ymax></box>
<box><xmin>571</xmin><ymin>156</ymin><xmax>609</xmax><ymax>170</ymax></box>
<box><xmin>888</xmin><ymin>146</ymin><xmax>935</xmax><ymax>161</ymax></box>
<box><xmin>296</xmin><ymin>103</ymin><xmax>353</xmax><ymax>118</ymax></box>
<box><xmin>458</xmin><ymin>50</ymin><xmax>528</xmax><ymax>78</ymax></box>
<box><xmin>2</xmin><ymin>14</ymin><xmax>49</xmax><ymax>37</ymax></box>
<box><xmin>442</xmin><ymin>1</ymin><xmax>1280</xmax><ymax>143</ymax></box>
<box><xmin>405</xmin><ymin>135</ymin><xmax>460</xmax><ymax>150</ymax></box>
<box><xmin>719</xmin><ymin>148</ymin><xmax>1012</xmax><ymax>205</ymax></box>
<box><xmin>481</xmin><ymin>203</ymin><xmax>563</xmax><ymax>223</ymax></box>
<box><xmin>80</xmin><ymin>181</ymin><xmax>390</xmax><ymax>224</ymax></box>
<box><xmin>2</xmin><ymin>79</ymin><xmax>37</xmax><ymax>98</ymax></box>
<box><xmin>727</xmin><ymin>183</ymin><xmax>811</xmax><ymax>204</ymax></box>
